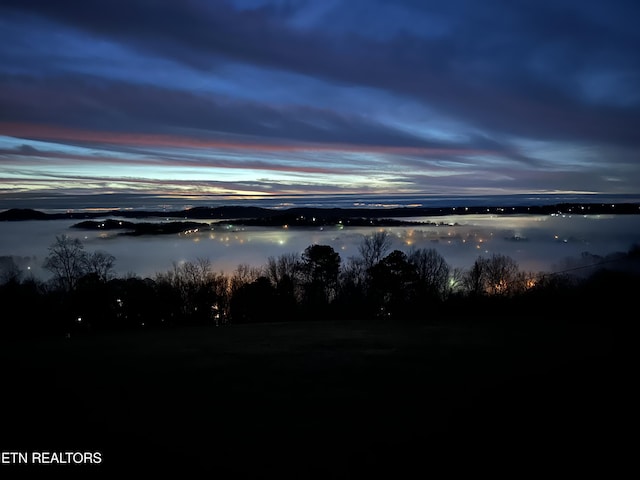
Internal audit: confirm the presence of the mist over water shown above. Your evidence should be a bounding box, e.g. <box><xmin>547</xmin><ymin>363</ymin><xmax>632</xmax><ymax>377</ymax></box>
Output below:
<box><xmin>2</xmin><ymin>213</ymin><xmax>639</xmax><ymax>281</ymax></box>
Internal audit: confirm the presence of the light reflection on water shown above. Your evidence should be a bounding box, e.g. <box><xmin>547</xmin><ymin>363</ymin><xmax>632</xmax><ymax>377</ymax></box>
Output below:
<box><xmin>1</xmin><ymin>214</ymin><xmax>640</xmax><ymax>280</ymax></box>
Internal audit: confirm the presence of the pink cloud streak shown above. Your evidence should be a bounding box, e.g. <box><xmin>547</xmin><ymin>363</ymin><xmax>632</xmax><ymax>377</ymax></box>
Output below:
<box><xmin>0</xmin><ymin>122</ymin><xmax>494</xmax><ymax>157</ymax></box>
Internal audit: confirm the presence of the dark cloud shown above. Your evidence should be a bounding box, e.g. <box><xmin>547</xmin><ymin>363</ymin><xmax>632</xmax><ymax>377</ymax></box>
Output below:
<box><xmin>1</xmin><ymin>0</ymin><xmax>639</xmax><ymax>199</ymax></box>
<box><xmin>0</xmin><ymin>73</ymin><xmax>481</xmax><ymax>151</ymax></box>
<box><xmin>17</xmin><ymin>144</ymin><xmax>39</xmax><ymax>154</ymax></box>
<box><xmin>2</xmin><ymin>0</ymin><xmax>639</xmax><ymax>148</ymax></box>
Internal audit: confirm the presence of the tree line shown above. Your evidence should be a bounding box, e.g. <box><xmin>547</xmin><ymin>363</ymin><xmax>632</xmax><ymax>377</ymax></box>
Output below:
<box><xmin>1</xmin><ymin>232</ymin><xmax>638</xmax><ymax>335</ymax></box>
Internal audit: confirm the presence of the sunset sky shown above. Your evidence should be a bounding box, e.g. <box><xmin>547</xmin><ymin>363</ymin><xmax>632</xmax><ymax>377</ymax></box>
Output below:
<box><xmin>1</xmin><ymin>0</ymin><xmax>639</xmax><ymax>206</ymax></box>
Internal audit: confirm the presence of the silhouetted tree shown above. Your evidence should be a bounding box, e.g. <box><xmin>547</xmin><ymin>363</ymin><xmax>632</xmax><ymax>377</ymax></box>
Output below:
<box><xmin>340</xmin><ymin>256</ymin><xmax>366</xmax><ymax>290</ymax></box>
<box><xmin>230</xmin><ymin>276</ymin><xmax>279</xmax><ymax>323</ymax></box>
<box><xmin>575</xmin><ymin>268</ymin><xmax>639</xmax><ymax>323</ymax></box>
<box><xmin>264</xmin><ymin>253</ymin><xmax>301</xmax><ymax>320</ymax></box>
<box><xmin>358</xmin><ymin>231</ymin><xmax>392</xmax><ymax>270</ymax></box>
<box><xmin>156</xmin><ymin>259</ymin><xmax>229</xmax><ymax>324</ymax></box>
<box><xmin>230</xmin><ymin>263</ymin><xmax>262</xmax><ymax>293</ymax></box>
<box><xmin>336</xmin><ymin>256</ymin><xmax>369</xmax><ymax>318</ymax></box>
<box><xmin>108</xmin><ymin>276</ymin><xmax>162</xmax><ymax>328</ymax></box>
<box><xmin>448</xmin><ymin>267</ymin><xmax>465</xmax><ymax>295</ymax></box>
<box><xmin>149</xmin><ymin>277</ymin><xmax>183</xmax><ymax>326</ymax></box>
<box><xmin>11</xmin><ymin>231</ymin><xmax>640</xmax><ymax>335</ymax></box>
<box><xmin>83</xmin><ymin>250</ymin><xmax>116</xmax><ymax>282</ymax></box>
<box><xmin>0</xmin><ymin>273</ymin><xmax>49</xmax><ymax>333</ymax></box>
<box><xmin>463</xmin><ymin>254</ymin><xmax>523</xmax><ymax>297</ymax></box>
<box><xmin>408</xmin><ymin>247</ymin><xmax>450</xmax><ymax>301</ymax></box>
<box><xmin>43</xmin><ymin>235</ymin><xmax>87</xmax><ymax>291</ymax></box>
<box><xmin>300</xmin><ymin>244</ymin><xmax>341</xmax><ymax>310</ymax></box>
<box><xmin>464</xmin><ymin>256</ymin><xmax>487</xmax><ymax>297</ymax></box>
<box><xmin>484</xmin><ymin>253</ymin><xmax>521</xmax><ymax>296</ymax></box>
<box><xmin>72</xmin><ymin>272</ymin><xmax>114</xmax><ymax>329</ymax></box>
<box><xmin>368</xmin><ymin>250</ymin><xmax>418</xmax><ymax>319</ymax></box>
<box><xmin>265</xmin><ymin>253</ymin><xmax>300</xmax><ymax>286</ymax></box>
<box><xmin>0</xmin><ymin>256</ymin><xmax>22</xmax><ymax>285</ymax></box>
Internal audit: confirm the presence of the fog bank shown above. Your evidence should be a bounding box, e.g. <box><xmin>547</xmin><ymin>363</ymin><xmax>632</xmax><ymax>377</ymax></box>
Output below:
<box><xmin>1</xmin><ymin>214</ymin><xmax>639</xmax><ymax>281</ymax></box>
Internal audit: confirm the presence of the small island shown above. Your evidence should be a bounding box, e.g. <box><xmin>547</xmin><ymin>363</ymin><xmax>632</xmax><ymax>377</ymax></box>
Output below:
<box><xmin>71</xmin><ymin>219</ymin><xmax>210</xmax><ymax>236</ymax></box>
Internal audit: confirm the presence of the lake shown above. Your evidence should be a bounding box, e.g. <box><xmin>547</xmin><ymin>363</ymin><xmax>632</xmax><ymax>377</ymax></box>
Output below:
<box><xmin>2</xmin><ymin>212</ymin><xmax>640</xmax><ymax>281</ymax></box>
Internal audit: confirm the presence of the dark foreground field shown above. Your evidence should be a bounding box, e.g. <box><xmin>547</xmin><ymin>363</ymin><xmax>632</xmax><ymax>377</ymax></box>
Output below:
<box><xmin>1</xmin><ymin>318</ymin><xmax>633</xmax><ymax>478</ymax></box>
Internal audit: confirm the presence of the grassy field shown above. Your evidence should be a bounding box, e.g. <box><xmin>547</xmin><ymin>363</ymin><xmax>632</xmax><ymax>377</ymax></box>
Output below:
<box><xmin>0</xmin><ymin>318</ymin><xmax>631</xmax><ymax>478</ymax></box>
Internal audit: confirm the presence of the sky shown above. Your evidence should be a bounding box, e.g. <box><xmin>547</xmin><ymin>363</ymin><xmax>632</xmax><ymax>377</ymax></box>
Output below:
<box><xmin>1</xmin><ymin>0</ymin><xmax>639</xmax><ymax>207</ymax></box>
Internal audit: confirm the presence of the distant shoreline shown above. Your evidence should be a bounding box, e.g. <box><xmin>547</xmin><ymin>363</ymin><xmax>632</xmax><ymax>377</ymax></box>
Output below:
<box><xmin>2</xmin><ymin>192</ymin><xmax>640</xmax><ymax>213</ymax></box>
<box><xmin>2</xmin><ymin>202</ymin><xmax>640</xmax><ymax>224</ymax></box>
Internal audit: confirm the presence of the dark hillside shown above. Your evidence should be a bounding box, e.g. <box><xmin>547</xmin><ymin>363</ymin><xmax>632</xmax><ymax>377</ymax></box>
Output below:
<box><xmin>0</xmin><ymin>319</ymin><xmax>630</xmax><ymax>478</ymax></box>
